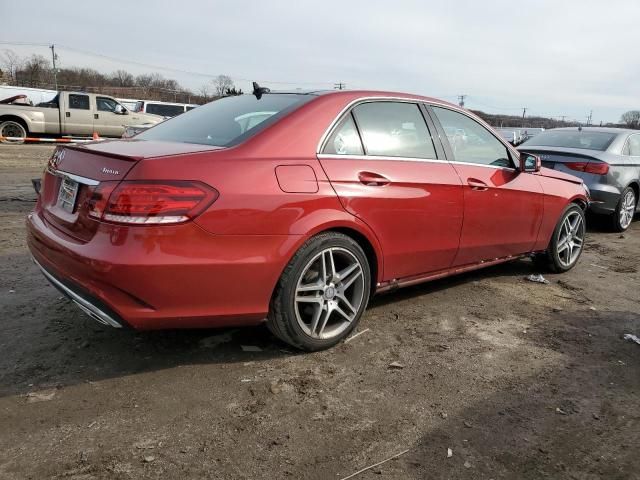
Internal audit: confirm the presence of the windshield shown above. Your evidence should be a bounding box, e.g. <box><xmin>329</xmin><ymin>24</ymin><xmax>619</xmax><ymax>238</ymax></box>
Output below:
<box><xmin>137</xmin><ymin>94</ymin><xmax>314</xmax><ymax>146</ymax></box>
<box><xmin>522</xmin><ymin>130</ymin><xmax>617</xmax><ymax>151</ymax></box>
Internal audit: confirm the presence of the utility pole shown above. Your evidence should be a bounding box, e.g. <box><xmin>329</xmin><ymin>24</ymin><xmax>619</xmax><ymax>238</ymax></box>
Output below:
<box><xmin>521</xmin><ymin>107</ymin><xmax>527</xmax><ymax>127</ymax></box>
<box><xmin>587</xmin><ymin>110</ymin><xmax>593</xmax><ymax>126</ymax></box>
<box><xmin>457</xmin><ymin>94</ymin><xmax>466</xmax><ymax>108</ymax></box>
<box><xmin>50</xmin><ymin>44</ymin><xmax>58</xmax><ymax>91</ymax></box>
<box><xmin>559</xmin><ymin>115</ymin><xmax>567</xmax><ymax>123</ymax></box>
<box><xmin>334</xmin><ymin>82</ymin><xmax>346</xmax><ymax>90</ymax></box>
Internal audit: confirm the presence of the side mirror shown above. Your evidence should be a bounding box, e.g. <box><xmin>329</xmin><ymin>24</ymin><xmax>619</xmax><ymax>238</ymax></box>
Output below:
<box><xmin>114</xmin><ymin>104</ymin><xmax>127</xmax><ymax>115</ymax></box>
<box><xmin>519</xmin><ymin>153</ymin><xmax>541</xmax><ymax>172</ymax></box>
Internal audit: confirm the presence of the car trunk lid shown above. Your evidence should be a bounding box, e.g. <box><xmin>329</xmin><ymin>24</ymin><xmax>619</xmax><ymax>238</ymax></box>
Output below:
<box><xmin>39</xmin><ymin>140</ymin><xmax>221</xmax><ymax>242</ymax></box>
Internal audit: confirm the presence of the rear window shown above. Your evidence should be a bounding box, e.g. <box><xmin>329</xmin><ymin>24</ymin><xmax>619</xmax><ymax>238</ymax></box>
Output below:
<box><xmin>146</xmin><ymin>103</ymin><xmax>185</xmax><ymax>117</ymax></box>
<box><xmin>137</xmin><ymin>94</ymin><xmax>314</xmax><ymax>147</ymax></box>
<box><xmin>522</xmin><ymin>130</ymin><xmax>617</xmax><ymax>151</ymax></box>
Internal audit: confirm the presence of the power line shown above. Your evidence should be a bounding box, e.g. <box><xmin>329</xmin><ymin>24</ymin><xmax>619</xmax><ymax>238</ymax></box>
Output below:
<box><xmin>0</xmin><ymin>40</ymin><xmax>336</xmax><ymax>87</ymax></box>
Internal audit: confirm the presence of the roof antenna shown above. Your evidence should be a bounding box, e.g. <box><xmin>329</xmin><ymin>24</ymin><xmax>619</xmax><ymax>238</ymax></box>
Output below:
<box><xmin>252</xmin><ymin>81</ymin><xmax>270</xmax><ymax>100</ymax></box>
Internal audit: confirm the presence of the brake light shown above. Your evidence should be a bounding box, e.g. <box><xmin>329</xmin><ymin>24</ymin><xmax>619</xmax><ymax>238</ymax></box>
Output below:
<box><xmin>565</xmin><ymin>161</ymin><xmax>609</xmax><ymax>175</ymax></box>
<box><xmin>88</xmin><ymin>181</ymin><xmax>218</xmax><ymax>225</ymax></box>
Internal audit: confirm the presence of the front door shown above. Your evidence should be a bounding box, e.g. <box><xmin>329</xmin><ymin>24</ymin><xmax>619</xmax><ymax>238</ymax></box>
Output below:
<box><xmin>429</xmin><ymin>106</ymin><xmax>544</xmax><ymax>266</ymax></box>
<box><xmin>318</xmin><ymin>101</ymin><xmax>464</xmax><ymax>281</ymax></box>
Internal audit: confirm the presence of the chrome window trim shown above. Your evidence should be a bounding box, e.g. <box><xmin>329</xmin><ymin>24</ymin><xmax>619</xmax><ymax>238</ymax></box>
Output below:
<box><xmin>317</xmin><ymin>153</ymin><xmax>450</xmax><ymax>164</ymax></box>
<box><xmin>316</xmin><ymin>96</ymin><xmax>453</xmax><ymax>155</ymax></box>
<box><xmin>47</xmin><ymin>168</ymin><xmax>99</xmax><ymax>186</ymax></box>
<box><xmin>449</xmin><ymin>160</ymin><xmax>516</xmax><ymax>172</ymax></box>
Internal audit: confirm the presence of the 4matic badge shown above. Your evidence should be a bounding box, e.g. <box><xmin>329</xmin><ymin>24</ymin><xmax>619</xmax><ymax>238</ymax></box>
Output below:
<box><xmin>102</xmin><ymin>167</ymin><xmax>120</xmax><ymax>175</ymax></box>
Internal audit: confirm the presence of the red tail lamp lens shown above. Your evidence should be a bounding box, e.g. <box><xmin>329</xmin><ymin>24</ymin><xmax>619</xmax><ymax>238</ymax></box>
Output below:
<box><xmin>89</xmin><ymin>181</ymin><xmax>218</xmax><ymax>224</ymax></box>
<box><xmin>566</xmin><ymin>162</ymin><xmax>609</xmax><ymax>175</ymax></box>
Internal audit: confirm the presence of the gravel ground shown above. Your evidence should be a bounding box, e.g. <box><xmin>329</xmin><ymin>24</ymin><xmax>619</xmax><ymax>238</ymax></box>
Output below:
<box><xmin>0</xmin><ymin>144</ymin><xmax>639</xmax><ymax>480</ymax></box>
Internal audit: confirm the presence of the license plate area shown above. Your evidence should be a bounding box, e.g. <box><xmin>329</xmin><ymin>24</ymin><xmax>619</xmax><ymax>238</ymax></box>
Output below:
<box><xmin>57</xmin><ymin>176</ymin><xmax>79</xmax><ymax>213</ymax></box>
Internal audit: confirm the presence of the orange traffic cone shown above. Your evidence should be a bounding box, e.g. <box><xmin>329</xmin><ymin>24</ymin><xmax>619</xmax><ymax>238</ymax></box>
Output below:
<box><xmin>92</xmin><ymin>131</ymin><xmax>99</xmax><ymax>140</ymax></box>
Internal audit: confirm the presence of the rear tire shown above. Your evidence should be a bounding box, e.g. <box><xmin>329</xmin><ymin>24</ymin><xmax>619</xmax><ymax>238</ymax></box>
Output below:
<box><xmin>610</xmin><ymin>187</ymin><xmax>636</xmax><ymax>232</ymax></box>
<box><xmin>0</xmin><ymin>120</ymin><xmax>28</xmax><ymax>144</ymax></box>
<box><xmin>267</xmin><ymin>232</ymin><xmax>371</xmax><ymax>351</ymax></box>
<box><xmin>536</xmin><ymin>204</ymin><xmax>586</xmax><ymax>273</ymax></box>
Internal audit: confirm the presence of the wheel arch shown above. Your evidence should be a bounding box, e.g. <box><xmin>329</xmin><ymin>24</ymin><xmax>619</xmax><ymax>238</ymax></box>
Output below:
<box><xmin>276</xmin><ymin>219</ymin><xmax>384</xmax><ymax>300</ymax></box>
<box><xmin>0</xmin><ymin>115</ymin><xmax>29</xmax><ymax>134</ymax></box>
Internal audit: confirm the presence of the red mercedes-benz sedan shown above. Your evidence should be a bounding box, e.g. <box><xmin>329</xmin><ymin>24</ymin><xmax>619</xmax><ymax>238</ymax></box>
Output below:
<box><xmin>27</xmin><ymin>88</ymin><xmax>589</xmax><ymax>350</ymax></box>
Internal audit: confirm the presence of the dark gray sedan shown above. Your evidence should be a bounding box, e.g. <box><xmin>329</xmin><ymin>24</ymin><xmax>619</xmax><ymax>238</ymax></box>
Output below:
<box><xmin>519</xmin><ymin>127</ymin><xmax>640</xmax><ymax>231</ymax></box>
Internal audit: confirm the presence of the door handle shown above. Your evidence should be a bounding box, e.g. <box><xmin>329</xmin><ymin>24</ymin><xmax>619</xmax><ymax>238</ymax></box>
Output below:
<box><xmin>94</xmin><ymin>114</ymin><xmax>99</xmax><ymax>119</ymax></box>
<box><xmin>65</xmin><ymin>112</ymin><xmax>70</xmax><ymax>118</ymax></box>
<box><xmin>467</xmin><ymin>178</ymin><xmax>489</xmax><ymax>191</ymax></box>
<box><xmin>358</xmin><ymin>171</ymin><xmax>390</xmax><ymax>186</ymax></box>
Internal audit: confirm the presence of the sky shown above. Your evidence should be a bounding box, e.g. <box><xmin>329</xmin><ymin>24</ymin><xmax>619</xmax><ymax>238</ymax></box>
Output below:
<box><xmin>2</xmin><ymin>0</ymin><xmax>639</xmax><ymax>123</ymax></box>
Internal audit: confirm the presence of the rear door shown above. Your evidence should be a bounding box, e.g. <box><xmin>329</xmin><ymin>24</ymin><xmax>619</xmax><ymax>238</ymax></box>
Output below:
<box><xmin>61</xmin><ymin>93</ymin><xmax>94</xmax><ymax>135</ymax></box>
<box><xmin>318</xmin><ymin>100</ymin><xmax>464</xmax><ymax>281</ymax></box>
<box><xmin>429</xmin><ymin>105</ymin><xmax>544</xmax><ymax>266</ymax></box>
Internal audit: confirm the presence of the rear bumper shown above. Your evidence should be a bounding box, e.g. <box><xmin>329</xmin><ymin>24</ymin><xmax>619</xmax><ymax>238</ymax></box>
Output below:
<box><xmin>587</xmin><ymin>183</ymin><xmax>620</xmax><ymax>214</ymax></box>
<box><xmin>32</xmin><ymin>256</ymin><xmax>126</xmax><ymax>328</ymax></box>
<box><xmin>27</xmin><ymin>211</ymin><xmax>303</xmax><ymax>330</ymax></box>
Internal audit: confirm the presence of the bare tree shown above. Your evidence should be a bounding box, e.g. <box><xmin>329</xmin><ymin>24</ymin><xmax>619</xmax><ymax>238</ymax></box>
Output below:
<box><xmin>17</xmin><ymin>54</ymin><xmax>51</xmax><ymax>87</ymax></box>
<box><xmin>212</xmin><ymin>75</ymin><xmax>234</xmax><ymax>97</ymax></box>
<box><xmin>198</xmin><ymin>83</ymin><xmax>211</xmax><ymax>102</ymax></box>
<box><xmin>1</xmin><ymin>49</ymin><xmax>24</xmax><ymax>84</ymax></box>
<box><xmin>112</xmin><ymin>69</ymin><xmax>135</xmax><ymax>87</ymax></box>
<box><xmin>620</xmin><ymin>111</ymin><xmax>640</xmax><ymax>129</ymax></box>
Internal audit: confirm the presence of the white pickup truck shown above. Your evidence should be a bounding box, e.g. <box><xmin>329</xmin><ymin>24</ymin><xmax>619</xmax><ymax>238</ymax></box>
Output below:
<box><xmin>0</xmin><ymin>91</ymin><xmax>163</xmax><ymax>140</ymax></box>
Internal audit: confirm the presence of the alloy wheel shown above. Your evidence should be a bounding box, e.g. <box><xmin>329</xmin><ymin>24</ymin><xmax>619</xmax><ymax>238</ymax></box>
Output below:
<box><xmin>557</xmin><ymin>210</ymin><xmax>585</xmax><ymax>268</ymax></box>
<box><xmin>619</xmin><ymin>190</ymin><xmax>636</xmax><ymax>230</ymax></box>
<box><xmin>294</xmin><ymin>247</ymin><xmax>365</xmax><ymax>340</ymax></box>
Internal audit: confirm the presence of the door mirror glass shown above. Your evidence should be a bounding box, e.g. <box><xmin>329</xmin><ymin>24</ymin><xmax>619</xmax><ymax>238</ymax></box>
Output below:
<box><xmin>519</xmin><ymin>153</ymin><xmax>541</xmax><ymax>172</ymax></box>
<box><xmin>114</xmin><ymin>104</ymin><xmax>126</xmax><ymax>114</ymax></box>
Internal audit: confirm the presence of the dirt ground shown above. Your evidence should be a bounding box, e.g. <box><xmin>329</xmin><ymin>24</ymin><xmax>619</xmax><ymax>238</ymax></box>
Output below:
<box><xmin>0</xmin><ymin>144</ymin><xmax>639</xmax><ymax>480</ymax></box>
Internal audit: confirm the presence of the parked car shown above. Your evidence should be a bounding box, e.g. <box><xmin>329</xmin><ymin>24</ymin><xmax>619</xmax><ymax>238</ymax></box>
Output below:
<box><xmin>0</xmin><ymin>91</ymin><xmax>163</xmax><ymax>141</ymax></box>
<box><xmin>133</xmin><ymin>100</ymin><xmax>198</xmax><ymax>117</ymax></box>
<box><xmin>27</xmin><ymin>89</ymin><xmax>589</xmax><ymax>351</ymax></box>
<box><xmin>519</xmin><ymin>127</ymin><xmax>640</xmax><ymax>231</ymax></box>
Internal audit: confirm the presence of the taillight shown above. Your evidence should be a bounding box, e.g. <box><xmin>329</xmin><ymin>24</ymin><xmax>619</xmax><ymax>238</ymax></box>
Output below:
<box><xmin>565</xmin><ymin>161</ymin><xmax>609</xmax><ymax>175</ymax></box>
<box><xmin>88</xmin><ymin>181</ymin><xmax>218</xmax><ymax>225</ymax></box>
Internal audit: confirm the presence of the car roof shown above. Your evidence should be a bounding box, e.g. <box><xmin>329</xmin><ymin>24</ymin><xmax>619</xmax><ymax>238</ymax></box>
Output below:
<box><xmin>264</xmin><ymin>89</ymin><xmax>459</xmax><ymax>108</ymax></box>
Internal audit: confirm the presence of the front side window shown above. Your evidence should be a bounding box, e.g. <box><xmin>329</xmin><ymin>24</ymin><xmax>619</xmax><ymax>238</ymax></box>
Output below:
<box><xmin>137</xmin><ymin>94</ymin><xmax>314</xmax><ymax>147</ymax></box>
<box><xmin>352</xmin><ymin>102</ymin><xmax>436</xmax><ymax>159</ymax></box>
<box><xmin>96</xmin><ymin>97</ymin><xmax>118</xmax><ymax>112</ymax></box>
<box><xmin>323</xmin><ymin>113</ymin><xmax>364</xmax><ymax>155</ymax></box>
<box><xmin>432</xmin><ymin>106</ymin><xmax>512</xmax><ymax>168</ymax></box>
<box><xmin>68</xmin><ymin>94</ymin><xmax>89</xmax><ymax>110</ymax></box>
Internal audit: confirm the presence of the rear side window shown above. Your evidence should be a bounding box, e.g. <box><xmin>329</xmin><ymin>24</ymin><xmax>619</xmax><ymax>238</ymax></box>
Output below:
<box><xmin>146</xmin><ymin>103</ymin><xmax>185</xmax><ymax>117</ymax></box>
<box><xmin>352</xmin><ymin>102</ymin><xmax>436</xmax><ymax>159</ymax></box>
<box><xmin>137</xmin><ymin>94</ymin><xmax>314</xmax><ymax>147</ymax></box>
<box><xmin>68</xmin><ymin>94</ymin><xmax>89</xmax><ymax>110</ymax></box>
<box><xmin>323</xmin><ymin>114</ymin><xmax>364</xmax><ymax>155</ymax></box>
<box><xmin>627</xmin><ymin>135</ymin><xmax>640</xmax><ymax>156</ymax></box>
<box><xmin>432</xmin><ymin>106</ymin><xmax>512</xmax><ymax>168</ymax></box>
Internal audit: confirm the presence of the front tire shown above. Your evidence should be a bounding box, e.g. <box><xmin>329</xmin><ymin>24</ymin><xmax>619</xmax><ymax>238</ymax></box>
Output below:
<box><xmin>267</xmin><ymin>232</ymin><xmax>371</xmax><ymax>351</ymax></box>
<box><xmin>0</xmin><ymin>120</ymin><xmax>28</xmax><ymax>144</ymax></box>
<box><xmin>611</xmin><ymin>187</ymin><xmax>636</xmax><ymax>232</ymax></box>
<box><xmin>537</xmin><ymin>204</ymin><xmax>586</xmax><ymax>273</ymax></box>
